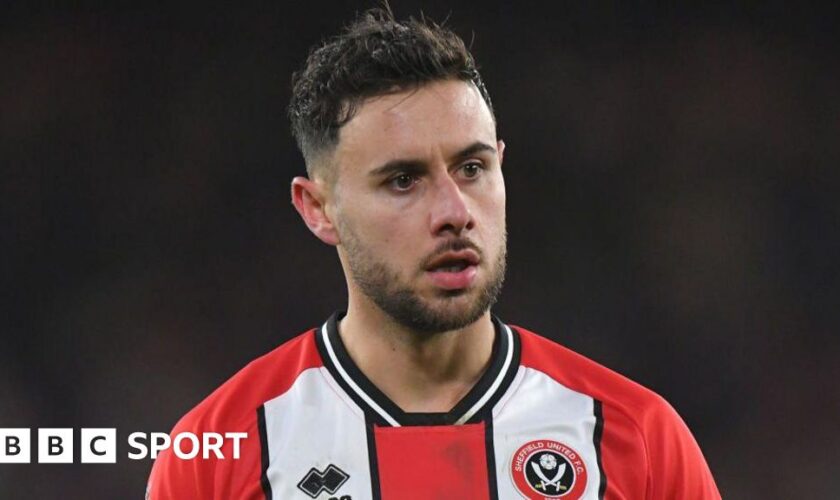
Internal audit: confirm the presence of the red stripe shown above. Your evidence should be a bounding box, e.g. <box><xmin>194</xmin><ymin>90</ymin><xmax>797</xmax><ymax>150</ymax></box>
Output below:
<box><xmin>375</xmin><ymin>423</ymin><xmax>490</xmax><ymax>499</ymax></box>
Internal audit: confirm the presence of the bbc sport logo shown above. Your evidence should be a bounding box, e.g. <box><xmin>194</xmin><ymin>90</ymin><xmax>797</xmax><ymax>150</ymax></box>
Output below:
<box><xmin>0</xmin><ymin>428</ymin><xmax>247</xmax><ymax>463</ymax></box>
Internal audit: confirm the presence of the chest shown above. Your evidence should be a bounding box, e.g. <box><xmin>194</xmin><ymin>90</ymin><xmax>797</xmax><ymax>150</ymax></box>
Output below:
<box><xmin>258</xmin><ymin>367</ymin><xmax>607</xmax><ymax>500</ymax></box>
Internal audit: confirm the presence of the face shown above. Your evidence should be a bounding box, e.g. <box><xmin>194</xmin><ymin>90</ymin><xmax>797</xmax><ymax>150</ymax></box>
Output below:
<box><xmin>329</xmin><ymin>80</ymin><xmax>506</xmax><ymax>334</ymax></box>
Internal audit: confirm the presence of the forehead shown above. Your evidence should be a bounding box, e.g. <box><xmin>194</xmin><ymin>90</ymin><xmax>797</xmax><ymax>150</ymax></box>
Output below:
<box><xmin>333</xmin><ymin>80</ymin><xmax>497</xmax><ymax>173</ymax></box>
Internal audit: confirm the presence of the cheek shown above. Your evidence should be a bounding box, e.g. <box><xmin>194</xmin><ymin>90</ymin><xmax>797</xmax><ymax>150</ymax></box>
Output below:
<box><xmin>477</xmin><ymin>177</ymin><xmax>507</xmax><ymax>235</ymax></box>
<box><xmin>341</xmin><ymin>205</ymin><xmax>422</xmax><ymax>260</ymax></box>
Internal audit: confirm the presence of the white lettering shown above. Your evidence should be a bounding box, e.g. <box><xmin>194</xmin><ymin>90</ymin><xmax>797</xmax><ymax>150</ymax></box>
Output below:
<box><xmin>127</xmin><ymin>432</ymin><xmax>147</xmax><ymax>460</ymax></box>
<box><xmin>173</xmin><ymin>433</ymin><xmax>199</xmax><ymax>459</ymax></box>
<box><xmin>202</xmin><ymin>433</ymin><xmax>223</xmax><ymax>459</ymax></box>
<box><xmin>150</xmin><ymin>432</ymin><xmax>171</xmax><ymax>459</ymax></box>
<box><xmin>226</xmin><ymin>432</ymin><xmax>247</xmax><ymax>459</ymax></box>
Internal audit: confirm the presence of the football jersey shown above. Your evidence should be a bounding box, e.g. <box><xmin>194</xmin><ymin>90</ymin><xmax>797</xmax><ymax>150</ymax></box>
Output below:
<box><xmin>147</xmin><ymin>312</ymin><xmax>720</xmax><ymax>499</ymax></box>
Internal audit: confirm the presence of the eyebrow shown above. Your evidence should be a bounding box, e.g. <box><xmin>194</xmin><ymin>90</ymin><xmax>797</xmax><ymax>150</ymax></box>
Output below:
<box><xmin>368</xmin><ymin>141</ymin><xmax>497</xmax><ymax>178</ymax></box>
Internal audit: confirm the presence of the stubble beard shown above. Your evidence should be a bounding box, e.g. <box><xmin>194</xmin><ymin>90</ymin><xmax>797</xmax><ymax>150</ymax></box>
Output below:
<box><xmin>339</xmin><ymin>223</ymin><xmax>507</xmax><ymax>335</ymax></box>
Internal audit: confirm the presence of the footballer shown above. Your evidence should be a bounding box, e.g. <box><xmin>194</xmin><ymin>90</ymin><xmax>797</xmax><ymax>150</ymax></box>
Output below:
<box><xmin>147</xmin><ymin>6</ymin><xmax>720</xmax><ymax>500</ymax></box>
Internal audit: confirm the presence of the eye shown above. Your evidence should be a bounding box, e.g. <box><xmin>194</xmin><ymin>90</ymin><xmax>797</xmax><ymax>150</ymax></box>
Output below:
<box><xmin>389</xmin><ymin>173</ymin><xmax>417</xmax><ymax>191</ymax></box>
<box><xmin>460</xmin><ymin>161</ymin><xmax>483</xmax><ymax>179</ymax></box>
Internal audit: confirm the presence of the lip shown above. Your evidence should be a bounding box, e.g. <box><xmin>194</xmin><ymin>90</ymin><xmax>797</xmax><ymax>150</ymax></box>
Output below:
<box><xmin>424</xmin><ymin>250</ymin><xmax>480</xmax><ymax>271</ymax></box>
<box><xmin>425</xmin><ymin>265</ymin><xmax>478</xmax><ymax>290</ymax></box>
<box><xmin>424</xmin><ymin>249</ymin><xmax>481</xmax><ymax>290</ymax></box>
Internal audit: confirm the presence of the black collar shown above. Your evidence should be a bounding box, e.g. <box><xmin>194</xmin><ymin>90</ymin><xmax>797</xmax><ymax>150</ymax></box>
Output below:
<box><xmin>314</xmin><ymin>311</ymin><xmax>521</xmax><ymax>427</ymax></box>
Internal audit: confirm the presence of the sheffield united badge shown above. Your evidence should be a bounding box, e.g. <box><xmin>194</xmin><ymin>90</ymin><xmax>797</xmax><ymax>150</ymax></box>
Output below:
<box><xmin>511</xmin><ymin>439</ymin><xmax>588</xmax><ymax>499</ymax></box>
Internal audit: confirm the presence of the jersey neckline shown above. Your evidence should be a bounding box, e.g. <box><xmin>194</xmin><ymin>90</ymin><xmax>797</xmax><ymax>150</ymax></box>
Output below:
<box><xmin>314</xmin><ymin>310</ymin><xmax>521</xmax><ymax>427</ymax></box>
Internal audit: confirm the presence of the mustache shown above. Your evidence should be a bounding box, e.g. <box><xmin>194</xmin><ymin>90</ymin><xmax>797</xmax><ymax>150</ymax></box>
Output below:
<box><xmin>420</xmin><ymin>238</ymin><xmax>483</xmax><ymax>268</ymax></box>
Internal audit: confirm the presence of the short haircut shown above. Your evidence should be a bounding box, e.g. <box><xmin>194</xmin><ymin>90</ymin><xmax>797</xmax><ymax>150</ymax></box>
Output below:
<box><xmin>288</xmin><ymin>5</ymin><xmax>494</xmax><ymax>180</ymax></box>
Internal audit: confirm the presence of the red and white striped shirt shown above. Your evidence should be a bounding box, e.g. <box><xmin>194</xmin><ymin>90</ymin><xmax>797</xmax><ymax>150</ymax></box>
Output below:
<box><xmin>147</xmin><ymin>312</ymin><xmax>720</xmax><ymax>499</ymax></box>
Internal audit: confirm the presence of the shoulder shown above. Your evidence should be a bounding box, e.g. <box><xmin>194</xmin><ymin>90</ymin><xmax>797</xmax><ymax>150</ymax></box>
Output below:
<box><xmin>514</xmin><ymin>324</ymin><xmax>667</xmax><ymax>419</ymax></box>
<box><xmin>175</xmin><ymin>328</ymin><xmax>323</xmax><ymax>434</ymax></box>
<box><xmin>512</xmin><ymin>325</ymin><xmax>720</xmax><ymax>499</ymax></box>
<box><xmin>147</xmin><ymin>328</ymin><xmax>323</xmax><ymax>500</ymax></box>
<box><xmin>513</xmin><ymin>323</ymin><xmax>687</xmax><ymax>439</ymax></box>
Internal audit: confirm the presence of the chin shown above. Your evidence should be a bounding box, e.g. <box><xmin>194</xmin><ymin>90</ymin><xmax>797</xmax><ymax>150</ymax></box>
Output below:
<box><xmin>427</xmin><ymin>293</ymin><xmax>487</xmax><ymax>320</ymax></box>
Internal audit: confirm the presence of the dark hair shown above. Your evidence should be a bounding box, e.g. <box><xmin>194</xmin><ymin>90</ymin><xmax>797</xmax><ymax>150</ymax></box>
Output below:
<box><xmin>288</xmin><ymin>6</ymin><xmax>494</xmax><ymax>178</ymax></box>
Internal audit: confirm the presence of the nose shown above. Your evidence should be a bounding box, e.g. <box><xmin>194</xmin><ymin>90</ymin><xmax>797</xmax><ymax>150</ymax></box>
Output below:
<box><xmin>429</xmin><ymin>175</ymin><xmax>474</xmax><ymax>236</ymax></box>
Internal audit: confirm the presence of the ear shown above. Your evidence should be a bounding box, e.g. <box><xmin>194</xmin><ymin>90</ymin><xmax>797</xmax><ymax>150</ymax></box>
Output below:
<box><xmin>291</xmin><ymin>176</ymin><xmax>340</xmax><ymax>246</ymax></box>
<box><xmin>497</xmin><ymin>139</ymin><xmax>506</xmax><ymax>167</ymax></box>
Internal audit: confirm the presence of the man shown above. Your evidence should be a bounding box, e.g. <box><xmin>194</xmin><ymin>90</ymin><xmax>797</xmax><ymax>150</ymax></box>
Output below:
<box><xmin>147</xmin><ymin>7</ymin><xmax>720</xmax><ymax>500</ymax></box>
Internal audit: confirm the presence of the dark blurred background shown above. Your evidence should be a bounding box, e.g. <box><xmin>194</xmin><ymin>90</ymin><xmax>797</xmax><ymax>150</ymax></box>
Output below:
<box><xmin>1</xmin><ymin>1</ymin><xmax>838</xmax><ymax>498</ymax></box>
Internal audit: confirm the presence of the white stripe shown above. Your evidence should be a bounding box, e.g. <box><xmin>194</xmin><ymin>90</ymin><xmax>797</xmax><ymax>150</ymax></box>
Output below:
<box><xmin>454</xmin><ymin>324</ymin><xmax>514</xmax><ymax>425</ymax></box>
<box><xmin>262</xmin><ymin>368</ymin><xmax>373</xmax><ymax>499</ymax></box>
<box><xmin>492</xmin><ymin>367</ymin><xmax>602</xmax><ymax>499</ymax></box>
<box><xmin>318</xmin><ymin>366</ymin><xmax>366</xmax><ymax>419</ymax></box>
<box><xmin>321</xmin><ymin>322</ymin><xmax>401</xmax><ymax>427</ymax></box>
<box><xmin>492</xmin><ymin>366</ymin><xmax>526</xmax><ymax>417</ymax></box>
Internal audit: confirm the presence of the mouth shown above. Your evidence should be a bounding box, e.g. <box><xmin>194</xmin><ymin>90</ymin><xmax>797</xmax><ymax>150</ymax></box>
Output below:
<box><xmin>424</xmin><ymin>250</ymin><xmax>480</xmax><ymax>290</ymax></box>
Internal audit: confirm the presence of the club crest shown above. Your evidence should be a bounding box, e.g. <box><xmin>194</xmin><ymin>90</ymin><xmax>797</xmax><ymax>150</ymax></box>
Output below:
<box><xmin>511</xmin><ymin>439</ymin><xmax>587</xmax><ymax>499</ymax></box>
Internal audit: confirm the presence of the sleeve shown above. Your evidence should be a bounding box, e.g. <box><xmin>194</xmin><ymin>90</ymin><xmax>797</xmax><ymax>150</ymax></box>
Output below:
<box><xmin>146</xmin><ymin>440</ymin><xmax>214</xmax><ymax>500</ymax></box>
<box><xmin>144</xmin><ymin>330</ymin><xmax>318</xmax><ymax>499</ymax></box>
<box><xmin>145</xmin><ymin>413</ymin><xmax>264</xmax><ymax>500</ymax></box>
<box><xmin>642</xmin><ymin>396</ymin><xmax>721</xmax><ymax>500</ymax></box>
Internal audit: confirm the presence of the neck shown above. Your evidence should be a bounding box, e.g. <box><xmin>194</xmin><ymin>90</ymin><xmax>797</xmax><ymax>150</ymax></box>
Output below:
<box><xmin>338</xmin><ymin>297</ymin><xmax>496</xmax><ymax>413</ymax></box>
